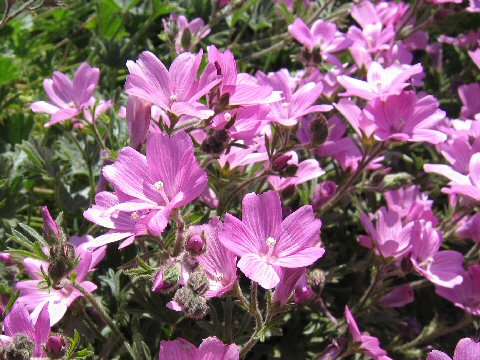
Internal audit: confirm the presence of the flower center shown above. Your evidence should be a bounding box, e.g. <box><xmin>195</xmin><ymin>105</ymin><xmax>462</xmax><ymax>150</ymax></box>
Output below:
<box><xmin>170</xmin><ymin>94</ymin><xmax>177</xmax><ymax>102</ymax></box>
<box><xmin>130</xmin><ymin>212</ymin><xmax>140</xmax><ymax>221</ymax></box>
<box><xmin>281</xmin><ymin>102</ymin><xmax>289</xmax><ymax>109</ymax></box>
<box><xmin>265</xmin><ymin>236</ymin><xmax>277</xmax><ymax>259</ymax></box>
<box><xmin>224</xmin><ymin>112</ymin><xmax>232</xmax><ymax>121</ymax></box>
<box><xmin>154</xmin><ymin>180</ymin><xmax>169</xmax><ymax>204</ymax></box>
<box><xmin>154</xmin><ymin>181</ymin><xmax>164</xmax><ymax>190</ymax></box>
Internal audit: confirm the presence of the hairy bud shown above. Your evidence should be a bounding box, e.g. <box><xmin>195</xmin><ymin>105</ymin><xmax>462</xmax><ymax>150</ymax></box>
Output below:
<box><xmin>173</xmin><ymin>286</ymin><xmax>195</xmax><ymax>308</ymax></box>
<box><xmin>201</xmin><ymin>130</ymin><xmax>229</xmax><ymax>154</ymax></box>
<box><xmin>2</xmin><ymin>333</ymin><xmax>35</xmax><ymax>360</ymax></box>
<box><xmin>45</xmin><ymin>335</ymin><xmax>66</xmax><ymax>359</ymax></box>
<box><xmin>188</xmin><ymin>269</ymin><xmax>210</xmax><ymax>295</ymax></box>
<box><xmin>308</xmin><ymin>269</ymin><xmax>325</xmax><ymax>291</ymax></box>
<box><xmin>185</xmin><ymin>294</ymin><xmax>208</xmax><ymax>319</ymax></box>
<box><xmin>152</xmin><ymin>263</ymin><xmax>181</xmax><ymax>294</ymax></box>
<box><xmin>187</xmin><ymin>234</ymin><xmax>206</xmax><ymax>256</ymax></box>
<box><xmin>308</xmin><ymin>114</ymin><xmax>329</xmax><ymax>146</ymax></box>
<box><xmin>272</xmin><ymin>153</ymin><xmax>293</xmax><ymax>173</ymax></box>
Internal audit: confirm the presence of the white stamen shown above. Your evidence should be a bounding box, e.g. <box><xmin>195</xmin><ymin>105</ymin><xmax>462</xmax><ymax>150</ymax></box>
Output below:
<box><xmin>224</xmin><ymin>112</ymin><xmax>232</xmax><ymax>121</ymax></box>
<box><xmin>266</xmin><ymin>236</ymin><xmax>277</xmax><ymax>247</ymax></box>
<box><xmin>170</xmin><ymin>94</ymin><xmax>177</xmax><ymax>102</ymax></box>
<box><xmin>130</xmin><ymin>212</ymin><xmax>140</xmax><ymax>221</ymax></box>
<box><xmin>281</xmin><ymin>102</ymin><xmax>289</xmax><ymax>109</ymax></box>
<box><xmin>154</xmin><ymin>181</ymin><xmax>164</xmax><ymax>190</ymax></box>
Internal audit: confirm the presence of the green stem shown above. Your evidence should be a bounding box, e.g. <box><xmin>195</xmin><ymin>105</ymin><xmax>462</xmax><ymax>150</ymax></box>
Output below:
<box><xmin>172</xmin><ymin>210</ymin><xmax>186</xmax><ymax>256</ymax></box>
<box><xmin>240</xmin><ymin>282</ymin><xmax>264</xmax><ymax>359</ymax></box>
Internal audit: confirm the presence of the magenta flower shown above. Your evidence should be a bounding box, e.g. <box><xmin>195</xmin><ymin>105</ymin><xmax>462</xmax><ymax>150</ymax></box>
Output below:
<box><xmin>31</xmin><ymin>62</ymin><xmax>109</xmax><ymax>126</ymax></box>
<box><xmin>163</xmin><ymin>14</ymin><xmax>210</xmax><ymax>53</ymax></box>
<box><xmin>378</xmin><ymin>285</ymin><xmax>414</xmax><ymax>308</ymax></box>
<box><xmin>126</xmin><ymin>96</ymin><xmax>152</xmax><ymax>150</ymax></box>
<box><xmin>435</xmin><ymin>264</ymin><xmax>480</xmax><ymax>316</ymax></box>
<box><xmin>469</xmin><ymin>46</ymin><xmax>480</xmax><ymax>68</ymax></box>
<box><xmin>159</xmin><ymin>337</ymin><xmax>239</xmax><ymax>360</ymax></box>
<box><xmin>15</xmin><ymin>236</ymin><xmax>105</xmax><ymax>325</ymax></box>
<box><xmin>338</xmin><ymin>62</ymin><xmax>423</xmax><ymax>101</ymax></box>
<box><xmin>312</xmin><ymin>181</ymin><xmax>337</xmax><ymax>210</ymax></box>
<box><xmin>272</xmin><ymin>268</ymin><xmax>306</xmax><ymax>306</ymax></box>
<box><xmin>85</xmin><ymin>131</ymin><xmax>208</xmax><ymax>238</ymax></box>
<box><xmin>457</xmin><ymin>213</ymin><xmax>480</xmax><ymax>242</ymax></box>
<box><xmin>288</xmin><ymin>18</ymin><xmax>351</xmax><ymax>65</ymax></box>
<box><xmin>268</xmin><ymin>151</ymin><xmax>325</xmax><ymax>191</ymax></box>
<box><xmin>424</xmin><ymin>153</ymin><xmax>480</xmax><ymax>202</ymax></box>
<box><xmin>362</xmin><ymin>92</ymin><xmax>446</xmax><ymax>144</ymax></box>
<box><xmin>347</xmin><ymin>23</ymin><xmax>395</xmax><ymax>67</ymax></box>
<box><xmin>409</xmin><ymin>221</ymin><xmax>464</xmax><ymax>288</ymax></box>
<box><xmin>384</xmin><ymin>185</ymin><xmax>438</xmax><ymax>225</ymax></box>
<box><xmin>458</xmin><ymin>83</ymin><xmax>480</xmax><ymax>120</ymax></box>
<box><xmin>359</xmin><ymin>208</ymin><xmax>413</xmax><ymax>259</ymax></box>
<box><xmin>345</xmin><ymin>306</ymin><xmax>392</xmax><ymax>360</ymax></box>
<box><xmin>126</xmin><ymin>50</ymin><xmax>220</xmax><ymax>119</ymax></box>
<box><xmin>194</xmin><ymin>218</ymin><xmax>238</xmax><ymax>298</ymax></box>
<box><xmin>219</xmin><ymin>191</ymin><xmax>325</xmax><ymax>289</ymax></box>
<box><xmin>427</xmin><ymin>337</ymin><xmax>480</xmax><ymax>360</ymax></box>
<box><xmin>207</xmin><ymin>45</ymin><xmax>281</xmax><ymax>107</ymax></box>
<box><xmin>0</xmin><ymin>302</ymin><xmax>50</xmax><ymax>357</ymax></box>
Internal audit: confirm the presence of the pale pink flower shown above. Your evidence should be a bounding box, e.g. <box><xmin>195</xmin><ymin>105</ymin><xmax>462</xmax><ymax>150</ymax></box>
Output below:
<box><xmin>458</xmin><ymin>83</ymin><xmax>480</xmax><ymax>120</ymax></box>
<box><xmin>345</xmin><ymin>306</ymin><xmax>393</xmax><ymax>360</ymax></box>
<box><xmin>217</xmin><ymin>141</ymin><xmax>269</xmax><ymax>169</ymax></box>
<box><xmin>159</xmin><ymin>337</ymin><xmax>239</xmax><ymax>360</ymax></box>
<box><xmin>359</xmin><ymin>208</ymin><xmax>413</xmax><ymax>259</ymax></box>
<box><xmin>427</xmin><ymin>337</ymin><xmax>480</xmax><ymax>360</ymax></box>
<box><xmin>338</xmin><ymin>62</ymin><xmax>423</xmax><ymax>101</ymax></box>
<box><xmin>126</xmin><ymin>50</ymin><xmax>220</xmax><ymax>119</ymax></box>
<box><xmin>409</xmin><ymin>221</ymin><xmax>464</xmax><ymax>288</ymax></box>
<box><xmin>31</xmin><ymin>62</ymin><xmax>110</xmax><ymax>127</ymax></box>
<box><xmin>85</xmin><ymin>131</ymin><xmax>208</xmax><ymax>239</ymax></box>
<box><xmin>268</xmin><ymin>151</ymin><xmax>325</xmax><ymax>191</ymax></box>
<box><xmin>378</xmin><ymin>285</ymin><xmax>414</xmax><ymax>308</ymax></box>
<box><xmin>347</xmin><ymin>23</ymin><xmax>395</xmax><ymax>67</ymax></box>
<box><xmin>195</xmin><ymin>218</ymin><xmax>238</xmax><ymax>298</ymax></box>
<box><xmin>219</xmin><ymin>191</ymin><xmax>324</xmax><ymax>289</ymax></box>
<box><xmin>424</xmin><ymin>153</ymin><xmax>480</xmax><ymax>202</ymax></box>
<box><xmin>0</xmin><ymin>302</ymin><xmax>50</xmax><ymax>357</ymax></box>
<box><xmin>15</xmin><ymin>236</ymin><xmax>105</xmax><ymax>325</ymax></box>
<box><xmin>207</xmin><ymin>45</ymin><xmax>281</xmax><ymax>107</ymax></box>
<box><xmin>435</xmin><ymin>264</ymin><xmax>480</xmax><ymax>316</ymax></box>
<box><xmin>288</xmin><ymin>18</ymin><xmax>351</xmax><ymax>66</ymax></box>
<box><xmin>163</xmin><ymin>14</ymin><xmax>210</xmax><ymax>53</ymax></box>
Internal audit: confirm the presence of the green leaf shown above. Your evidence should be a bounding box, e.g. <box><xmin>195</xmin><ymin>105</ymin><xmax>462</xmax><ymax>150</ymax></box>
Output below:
<box><xmin>18</xmin><ymin>223</ymin><xmax>48</xmax><ymax>246</ymax></box>
<box><xmin>0</xmin><ymin>57</ymin><xmax>21</xmax><ymax>86</ymax></box>
<box><xmin>9</xmin><ymin>229</ymin><xmax>34</xmax><ymax>250</ymax></box>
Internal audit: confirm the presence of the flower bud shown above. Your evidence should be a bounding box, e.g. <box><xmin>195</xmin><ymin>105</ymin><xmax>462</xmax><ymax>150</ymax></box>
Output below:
<box><xmin>185</xmin><ymin>294</ymin><xmax>208</xmax><ymax>319</ymax></box>
<box><xmin>294</xmin><ymin>284</ymin><xmax>313</xmax><ymax>304</ymax></box>
<box><xmin>3</xmin><ymin>333</ymin><xmax>35</xmax><ymax>360</ymax></box>
<box><xmin>201</xmin><ymin>130</ymin><xmax>229</xmax><ymax>154</ymax></box>
<box><xmin>188</xmin><ymin>269</ymin><xmax>210</xmax><ymax>295</ymax></box>
<box><xmin>272</xmin><ymin>153</ymin><xmax>293</xmax><ymax>173</ymax></box>
<box><xmin>45</xmin><ymin>335</ymin><xmax>66</xmax><ymax>358</ymax></box>
<box><xmin>152</xmin><ymin>263</ymin><xmax>181</xmax><ymax>294</ymax></box>
<box><xmin>42</xmin><ymin>206</ymin><xmax>60</xmax><ymax>242</ymax></box>
<box><xmin>187</xmin><ymin>234</ymin><xmax>206</xmax><ymax>255</ymax></box>
<box><xmin>378</xmin><ymin>285</ymin><xmax>414</xmax><ymax>308</ymax></box>
<box><xmin>173</xmin><ymin>286</ymin><xmax>196</xmax><ymax>308</ymax></box>
<box><xmin>308</xmin><ymin>113</ymin><xmax>329</xmax><ymax>146</ymax></box>
<box><xmin>48</xmin><ymin>259</ymin><xmax>69</xmax><ymax>289</ymax></box>
<box><xmin>313</xmin><ymin>181</ymin><xmax>337</xmax><ymax>210</ymax></box>
<box><xmin>308</xmin><ymin>269</ymin><xmax>325</xmax><ymax>291</ymax></box>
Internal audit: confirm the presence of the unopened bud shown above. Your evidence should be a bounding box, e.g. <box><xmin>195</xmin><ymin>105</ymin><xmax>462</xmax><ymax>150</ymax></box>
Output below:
<box><xmin>308</xmin><ymin>114</ymin><xmax>329</xmax><ymax>146</ymax></box>
<box><xmin>180</xmin><ymin>28</ymin><xmax>192</xmax><ymax>51</ymax></box>
<box><xmin>201</xmin><ymin>130</ymin><xmax>229</xmax><ymax>154</ymax></box>
<box><xmin>152</xmin><ymin>263</ymin><xmax>181</xmax><ymax>294</ymax></box>
<box><xmin>308</xmin><ymin>269</ymin><xmax>325</xmax><ymax>291</ymax></box>
<box><xmin>3</xmin><ymin>333</ymin><xmax>35</xmax><ymax>360</ymax></box>
<box><xmin>173</xmin><ymin>286</ymin><xmax>195</xmax><ymax>308</ymax></box>
<box><xmin>45</xmin><ymin>335</ymin><xmax>66</xmax><ymax>358</ymax></box>
<box><xmin>187</xmin><ymin>234</ymin><xmax>206</xmax><ymax>255</ymax></box>
<box><xmin>48</xmin><ymin>260</ymin><xmax>69</xmax><ymax>289</ymax></box>
<box><xmin>188</xmin><ymin>269</ymin><xmax>210</xmax><ymax>295</ymax></box>
<box><xmin>185</xmin><ymin>294</ymin><xmax>208</xmax><ymax>319</ymax></box>
<box><xmin>294</xmin><ymin>284</ymin><xmax>313</xmax><ymax>304</ymax></box>
<box><xmin>272</xmin><ymin>153</ymin><xmax>293</xmax><ymax>173</ymax></box>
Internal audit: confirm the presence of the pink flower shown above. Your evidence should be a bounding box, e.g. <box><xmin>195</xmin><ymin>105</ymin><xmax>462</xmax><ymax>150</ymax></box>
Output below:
<box><xmin>159</xmin><ymin>337</ymin><xmax>239</xmax><ymax>360</ymax></box>
<box><xmin>219</xmin><ymin>191</ymin><xmax>325</xmax><ymax>289</ymax></box>
<box><xmin>272</xmin><ymin>268</ymin><xmax>307</xmax><ymax>305</ymax></box>
<box><xmin>126</xmin><ymin>50</ymin><xmax>220</xmax><ymax>119</ymax></box>
<box><xmin>469</xmin><ymin>46</ymin><xmax>480</xmax><ymax>68</ymax></box>
<box><xmin>384</xmin><ymin>185</ymin><xmax>438</xmax><ymax>225</ymax></box>
<box><xmin>15</xmin><ymin>236</ymin><xmax>105</xmax><ymax>325</ymax></box>
<box><xmin>345</xmin><ymin>306</ymin><xmax>392</xmax><ymax>360</ymax></box>
<box><xmin>347</xmin><ymin>23</ymin><xmax>395</xmax><ymax>67</ymax></box>
<box><xmin>0</xmin><ymin>302</ymin><xmax>50</xmax><ymax>357</ymax></box>
<box><xmin>288</xmin><ymin>18</ymin><xmax>351</xmax><ymax>65</ymax></box>
<box><xmin>435</xmin><ymin>264</ymin><xmax>480</xmax><ymax>316</ymax></box>
<box><xmin>427</xmin><ymin>337</ymin><xmax>480</xmax><ymax>360</ymax></box>
<box><xmin>85</xmin><ymin>131</ymin><xmax>208</xmax><ymax>240</ymax></box>
<box><xmin>359</xmin><ymin>208</ymin><xmax>413</xmax><ymax>259</ymax></box>
<box><xmin>312</xmin><ymin>180</ymin><xmax>337</xmax><ymax>210</ymax></box>
<box><xmin>467</xmin><ymin>0</ymin><xmax>480</xmax><ymax>12</ymax></box>
<box><xmin>378</xmin><ymin>284</ymin><xmax>414</xmax><ymax>308</ymax></box>
<box><xmin>424</xmin><ymin>153</ymin><xmax>480</xmax><ymax>202</ymax></box>
<box><xmin>194</xmin><ymin>218</ymin><xmax>238</xmax><ymax>298</ymax></box>
<box><xmin>338</xmin><ymin>62</ymin><xmax>423</xmax><ymax>101</ymax></box>
<box><xmin>163</xmin><ymin>14</ymin><xmax>210</xmax><ymax>53</ymax></box>
<box><xmin>207</xmin><ymin>45</ymin><xmax>281</xmax><ymax>107</ymax></box>
<box><xmin>458</xmin><ymin>83</ymin><xmax>480</xmax><ymax>120</ymax></box>
<box><xmin>457</xmin><ymin>213</ymin><xmax>480</xmax><ymax>242</ymax></box>
<box><xmin>362</xmin><ymin>92</ymin><xmax>446</xmax><ymax>144</ymax></box>
<box><xmin>268</xmin><ymin>151</ymin><xmax>325</xmax><ymax>191</ymax></box>
<box><xmin>409</xmin><ymin>221</ymin><xmax>464</xmax><ymax>288</ymax></box>
<box><xmin>126</xmin><ymin>96</ymin><xmax>152</xmax><ymax>150</ymax></box>
<box><xmin>31</xmin><ymin>62</ymin><xmax>109</xmax><ymax>126</ymax></box>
